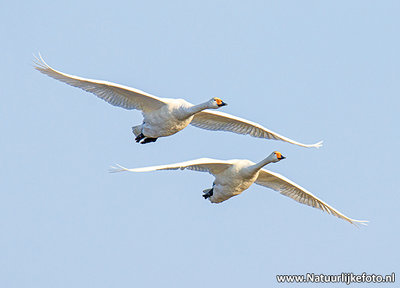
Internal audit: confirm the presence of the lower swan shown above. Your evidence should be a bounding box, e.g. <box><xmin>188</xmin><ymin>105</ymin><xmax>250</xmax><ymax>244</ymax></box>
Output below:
<box><xmin>111</xmin><ymin>152</ymin><xmax>367</xmax><ymax>226</ymax></box>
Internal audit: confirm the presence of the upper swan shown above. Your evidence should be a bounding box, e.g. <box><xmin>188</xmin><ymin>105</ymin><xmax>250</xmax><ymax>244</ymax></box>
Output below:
<box><xmin>34</xmin><ymin>54</ymin><xmax>322</xmax><ymax>147</ymax></box>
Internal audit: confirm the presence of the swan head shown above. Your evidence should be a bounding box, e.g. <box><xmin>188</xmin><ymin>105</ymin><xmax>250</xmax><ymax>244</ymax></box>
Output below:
<box><xmin>271</xmin><ymin>151</ymin><xmax>286</xmax><ymax>162</ymax></box>
<box><xmin>208</xmin><ymin>97</ymin><xmax>227</xmax><ymax>109</ymax></box>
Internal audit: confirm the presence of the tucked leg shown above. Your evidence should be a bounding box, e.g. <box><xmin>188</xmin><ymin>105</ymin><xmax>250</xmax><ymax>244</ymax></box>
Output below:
<box><xmin>135</xmin><ymin>133</ymin><xmax>145</xmax><ymax>143</ymax></box>
<box><xmin>202</xmin><ymin>188</ymin><xmax>214</xmax><ymax>199</ymax></box>
<box><xmin>140</xmin><ymin>137</ymin><xmax>158</xmax><ymax>144</ymax></box>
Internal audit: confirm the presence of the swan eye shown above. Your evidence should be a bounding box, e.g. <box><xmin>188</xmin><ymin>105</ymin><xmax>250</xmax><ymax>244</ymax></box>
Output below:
<box><xmin>214</xmin><ymin>98</ymin><xmax>222</xmax><ymax>105</ymax></box>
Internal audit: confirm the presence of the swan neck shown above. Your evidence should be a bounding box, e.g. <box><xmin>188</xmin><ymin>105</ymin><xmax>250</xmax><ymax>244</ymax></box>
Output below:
<box><xmin>248</xmin><ymin>155</ymin><xmax>274</xmax><ymax>173</ymax></box>
<box><xmin>187</xmin><ymin>102</ymin><xmax>210</xmax><ymax>115</ymax></box>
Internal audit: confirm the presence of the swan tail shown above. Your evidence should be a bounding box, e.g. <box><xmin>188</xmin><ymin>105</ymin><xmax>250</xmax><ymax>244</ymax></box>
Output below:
<box><xmin>131</xmin><ymin>125</ymin><xmax>142</xmax><ymax>137</ymax></box>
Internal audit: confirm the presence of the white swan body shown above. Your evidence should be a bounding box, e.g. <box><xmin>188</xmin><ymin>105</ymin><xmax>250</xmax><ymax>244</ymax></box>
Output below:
<box><xmin>138</xmin><ymin>98</ymin><xmax>196</xmax><ymax>138</ymax></box>
<box><xmin>34</xmin><ymin>55</ymin><xmax>322</xmax><ymax>147</ymax></box>
<box><xmin>209</xmin><ymin>159</ymin><xmax>262</xmax><ymax>202</ymax></box>
<box><xmin>111</xmin><ymin>152</ymin><xmax>368</xmax><ymax>226</ymax></box>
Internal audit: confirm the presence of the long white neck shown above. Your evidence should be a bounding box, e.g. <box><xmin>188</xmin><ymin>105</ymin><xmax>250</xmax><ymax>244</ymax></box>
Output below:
<box><xmin>186</xmin><ymin>101</ymin><xmax>212</xmax><ymax>115</ymax></box>
<box><xmin>247</xmin><ymin>154</ymin><xmax>276</xmax><ymax>173</ymax></box>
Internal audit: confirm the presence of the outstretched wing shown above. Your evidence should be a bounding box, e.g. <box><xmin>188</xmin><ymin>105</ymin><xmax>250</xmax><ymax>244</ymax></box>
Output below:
<box><xmin>33</xmin><ymin>54</ymin><xmax>167</xmax><ymax>112</ymax></box>
<box><xmin>110</xmin><ymin>158</ymin><xmax>234</xmax><ymax>176</ymax></box>
<box><xmin>190</xmin><ymin>110</ymin><xmax>322</xmax><ymax>148</ymax></box>
<box><xmin>256</xmin><ymin>169</ymin><xmax>368</xmax><ymax>226</ymax></box>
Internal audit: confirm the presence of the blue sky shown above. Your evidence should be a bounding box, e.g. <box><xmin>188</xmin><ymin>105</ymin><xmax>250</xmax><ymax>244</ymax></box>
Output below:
<box><xmin>1</xmin><ymin>0</ymin><xmax>399</xmax><ymax>287</ymax></box>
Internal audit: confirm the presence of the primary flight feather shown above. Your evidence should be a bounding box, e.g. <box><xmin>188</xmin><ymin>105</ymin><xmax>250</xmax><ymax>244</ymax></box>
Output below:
<box><xmin>34</xmin><ymin>55</ymin><xmax>322</xmax><ymax>147</ymax></box>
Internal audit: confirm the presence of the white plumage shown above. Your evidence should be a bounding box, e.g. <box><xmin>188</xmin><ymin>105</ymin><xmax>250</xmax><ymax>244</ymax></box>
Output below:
<box><xmin>111</xmin><ymin>152</ymin><xmax>367</xmax><ymax>226</ymax></box>
<box><xmin>34</xmin><ymin>55</ymin><xmax>322</xmax><ymax>147</ymax></box>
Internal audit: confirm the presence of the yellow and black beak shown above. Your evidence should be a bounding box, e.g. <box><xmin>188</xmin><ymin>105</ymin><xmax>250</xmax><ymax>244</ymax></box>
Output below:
<box><xmin>275</xmin><ymin>151</ymin><xmax>286</xmax><ymax>160</ymax></box>
<box><xmin>218</xmin><ymin>101</ymin><xmax>227</xmax><ymax>107</ymax></box>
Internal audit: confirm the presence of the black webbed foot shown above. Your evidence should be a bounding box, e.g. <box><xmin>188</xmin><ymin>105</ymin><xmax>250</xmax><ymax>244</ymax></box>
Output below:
<box><xmin>140</xmin><ymin>137</ymin><xmax>158</xmax><ymax>144</ymax></box>
<box><xmin>135</xmin><ymin>133</ymin><xmax>145</xmax><ymax>143</ymax></box>
<box><xmin>203</xmin><ymin>188</ymin><xmax>214</xmax><ymax>199</ymax></box>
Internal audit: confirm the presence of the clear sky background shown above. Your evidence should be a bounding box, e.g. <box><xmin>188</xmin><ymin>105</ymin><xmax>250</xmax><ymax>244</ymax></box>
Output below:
<box><xmin>1</xmin><ymin>1</ymin><xmax>399</xmax><ymax>287</ymax></box>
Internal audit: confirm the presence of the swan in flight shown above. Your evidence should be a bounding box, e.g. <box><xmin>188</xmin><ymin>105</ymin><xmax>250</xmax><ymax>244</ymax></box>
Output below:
<box><xmin>34</xmin><ymin>55</ymin><xmax>322</xmax><ymax>147</ymax></box>
<box><xmin>111</xmin><ymin>152</ymin><xmax>367</xmax><ymax>226</ymax></box>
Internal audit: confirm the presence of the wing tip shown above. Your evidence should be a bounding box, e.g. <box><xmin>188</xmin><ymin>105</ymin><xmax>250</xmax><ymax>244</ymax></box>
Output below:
<box><xmin>32</xmin><ymin>52</ymin><xmax>50</xmax><ymax>71</ymax></box>
<box><xmin>309</xmin><ymin>140</ymin><xmax>323</xmax><ymax>149</ymax></box>
<box><xmin>350</xmin><ymin>219</ymin><xmax>369</xmax><ymax>228</ymax></box>
<box><xmin>291</xmin><ymin>139</ymin><xmax>323</xmax><ymax>148</ymax></box>
<box><xmin>109</xmin><ymin>164</ymin><xmax>128</xmax><ymax>173</ymax></box>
